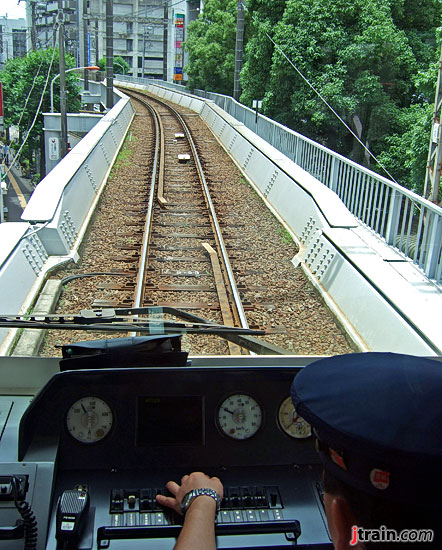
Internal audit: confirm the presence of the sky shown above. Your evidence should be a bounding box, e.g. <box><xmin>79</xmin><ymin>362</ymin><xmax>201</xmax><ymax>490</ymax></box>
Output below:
<box><xmin>0</xmin><ymin>0</ymin><xmax>26</xmax><ymax>19</ymax></box>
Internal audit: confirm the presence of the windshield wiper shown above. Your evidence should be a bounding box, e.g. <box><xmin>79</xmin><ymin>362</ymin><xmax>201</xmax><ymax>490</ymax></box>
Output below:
<box><xmin>0</xmin><ymin>307</ymin><xmax>290</xmax><ymax>355</ymax></box>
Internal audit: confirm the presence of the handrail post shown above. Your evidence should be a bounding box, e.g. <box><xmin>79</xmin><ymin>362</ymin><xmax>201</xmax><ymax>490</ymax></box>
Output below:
<box><xmin>295</xmin><ymin>136</ymin><xmax>302</xmax><ymax>166</ymax></box>
<box><xmin>424</xmin><ymin>214</ymin><xmax>442</xmax><ymax>278</ymax></box>
<box><xmin>329</xmin><ymin>156</ymin><xmax>339</xmax><ymax>192</ymax></box>
<box><xmin>385</xmin><ymin>189</ymin><xmax>402</xmax><ymax>245</ymax></box>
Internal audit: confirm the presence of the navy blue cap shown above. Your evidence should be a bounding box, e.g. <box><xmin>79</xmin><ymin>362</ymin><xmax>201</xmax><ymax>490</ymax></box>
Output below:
<box><xmin>291</xmin><ymin>352</ymin><xmax>442</xmax><ymax>509</ymax></box>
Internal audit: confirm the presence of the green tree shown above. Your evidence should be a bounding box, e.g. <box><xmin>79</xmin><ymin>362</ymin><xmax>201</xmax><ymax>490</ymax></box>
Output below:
<box><xmin>98</xmin><ymin>56</ymin><xmax>130</xmax><ymax>75</ymax></box>
<box><xmin>239</xmin><ymin>0</ymin><xmax>441</xmax><ymax>191</ymax></box>
<box><xmin>377</xmin><ymin>103</ymin><xmax>432</xmax><ymax>194</ymax></box>
<box><xmin>377</xmin><ymin>28</ymin><xmax>442</xmax><ymax>196</ymax></box>
<box><xmin>262</xmin><ymin>0</ymin><xmax>418</xmax><ymax>164</ymax></box>
<box><xmin>184</xmin><ymin>0</ymin><xmax>237</xmax><ymax>94</ymax></box>
<box><xmin>240</xmin><ymin>0</ymin><xmax>286</xmax><ymax>106</ymax></box>
<box><xmin>0</xmin><ymin>48</ymin><xmax>80</xmax><ymax>174</ymax></box>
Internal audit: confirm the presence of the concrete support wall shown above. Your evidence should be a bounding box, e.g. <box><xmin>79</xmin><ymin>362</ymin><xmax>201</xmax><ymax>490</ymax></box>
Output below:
<box><xmin>0</xmin><ymin>88</ymin><xmax>135</xmax><ymax>354</ymax></box>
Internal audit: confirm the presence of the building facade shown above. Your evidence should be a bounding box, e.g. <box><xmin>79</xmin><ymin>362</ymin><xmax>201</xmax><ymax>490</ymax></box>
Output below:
<box><xmin>0</xmin><ymin>17</ymin><xmax>27</xmax><ymax>70</ymax></box>
<box><xmin>26</xmin><ymin>0</ymin><xmax>201</xmax><ymax>82</ymax></box>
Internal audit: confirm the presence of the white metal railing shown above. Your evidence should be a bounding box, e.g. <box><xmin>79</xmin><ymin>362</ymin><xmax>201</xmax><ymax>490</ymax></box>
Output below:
<box><xmin>118</xmin><ymin>76</ymin><xmax>442</xmax><ymax>284</ymax></box>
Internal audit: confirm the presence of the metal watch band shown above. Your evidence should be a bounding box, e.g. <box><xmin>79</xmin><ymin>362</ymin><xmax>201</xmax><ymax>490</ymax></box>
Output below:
<box><xmin>180</xmin><ymin>487</ymin><xmax>221</xmax><ymax>515</ymax></box>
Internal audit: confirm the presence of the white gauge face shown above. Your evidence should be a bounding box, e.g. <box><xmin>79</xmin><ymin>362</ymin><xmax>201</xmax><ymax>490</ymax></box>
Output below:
<box><xmin>278</xmin><ymin>396</ymin><xmax>312</xmax><ymax>439</ymax></box>
<box><xmin>66</xmin><ymin>397</ymin><xmax>113</xmax><ymax>444</ymax></box>
<box><xmin>217</xmin><ymin>393</ymin><xmax>262</xmax><ymax>440</ymax></box>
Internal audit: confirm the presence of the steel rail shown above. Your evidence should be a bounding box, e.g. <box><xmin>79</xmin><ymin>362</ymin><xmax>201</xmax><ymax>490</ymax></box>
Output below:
<box><xmin>132</xmin><ymin>99</ymin><xmax>160</xmax><ymax>309</ymax></box>
<box><xmin>123</xmin><ymin>88</ymin><xmax>249</xmax><ymax>339</ymax></box>
<box><xmin>168</xmin><ymin>104</ymin><xmax>250</xmax><ymax>330</ymax></box>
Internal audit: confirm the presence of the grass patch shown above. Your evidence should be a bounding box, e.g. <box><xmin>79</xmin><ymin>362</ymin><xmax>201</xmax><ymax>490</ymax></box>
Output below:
<box><xmin>112</xmin><ymin>134</ymin><xmax>136</xmax><ymax>173</ymax></box>
<box><xmin>278</xmin><ymin>226</ymin><xmax>294</xmax><ymax>245</ymax></box>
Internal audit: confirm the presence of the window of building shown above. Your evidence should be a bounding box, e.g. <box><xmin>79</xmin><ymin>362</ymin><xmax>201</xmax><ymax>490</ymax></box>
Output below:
<box><xmin>12</xmin><ymin>29</ymin><xmax>26</xmax><ymax>58</ymax></box>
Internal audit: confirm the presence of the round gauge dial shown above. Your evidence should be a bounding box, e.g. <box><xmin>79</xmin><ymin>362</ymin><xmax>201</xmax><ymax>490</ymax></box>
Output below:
<box><xmin>278</xmin><ymin>396</ymin><xmax>312</xmax><ymax>439</ymax></box>
<box><xmin>217</xmin><ymin>393</ymin><xmax>262</xmax><ymax>440</ymax></box>
<box><xmin>66</xmin><ymin>397</ymin><xmax>113</xmax><ymax>444</ymax></box>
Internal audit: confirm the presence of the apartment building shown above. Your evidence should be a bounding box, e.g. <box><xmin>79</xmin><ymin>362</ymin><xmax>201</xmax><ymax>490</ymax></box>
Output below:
<box><xmin>0</xmin><ymin>17</ymin><xmax>27</xmax><ymax>69</ymax></box>
<box><xmin>26</xmin><ymin>0</ymin><xmax>201</xmax><ymax>82</ymax></box>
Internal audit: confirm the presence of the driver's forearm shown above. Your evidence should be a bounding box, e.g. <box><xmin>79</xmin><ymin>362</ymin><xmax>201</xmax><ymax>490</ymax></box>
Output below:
<box><xmin>174</xmin><ymin>496</ymin><xmax>217</xmax><ymax>550</ymax></box>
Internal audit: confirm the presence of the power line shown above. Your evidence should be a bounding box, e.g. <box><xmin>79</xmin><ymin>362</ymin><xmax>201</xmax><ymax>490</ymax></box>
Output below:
<box><xmin>3</xmin><ymin>26</ymin><xmax>59</xmax><ymax>179</ymax></box>
<box><xmin>265</xmin><ymin>31</ymin><xmax>399</xmax><ymax>184</ymax></box>
<box><xmin>17</xmin><ymin>55</ymin><xmax>46</xmax><ymax>129</ymax></box>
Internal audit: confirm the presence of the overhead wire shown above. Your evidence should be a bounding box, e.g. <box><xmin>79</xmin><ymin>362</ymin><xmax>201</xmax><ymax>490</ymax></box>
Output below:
<box><xmin>264</xmin><ymin>31</ymin><xmax>400</xmax><ymax>184</ymax></box>
<box><xmin>3</xmin><ymin>22</ymin><xmax>59</xmax><ymax>180</ymax></box>
<box><xmin>122</xmin><ymin>0</ymin><xmax>189</xmax><ymax>21</ymax></box>
<box><xmin>16</xmin><ymin>56</ymin><xmax>46</xmax><ymax>129</ymax></box>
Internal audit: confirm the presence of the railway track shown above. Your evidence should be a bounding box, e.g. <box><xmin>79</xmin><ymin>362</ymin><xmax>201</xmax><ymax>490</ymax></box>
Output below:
<box><xmin>40</xmin><ymin>88</ymin><xmax>354</xmax><ymax>357</ymax></box>
<box><xmin>111</xmin><ymin>90</ymin><xmax>249</xmax><ymax>353</ymax></box>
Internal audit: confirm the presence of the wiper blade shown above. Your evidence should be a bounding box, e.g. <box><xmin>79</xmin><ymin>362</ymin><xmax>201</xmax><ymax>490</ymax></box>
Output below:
<box><xmin>0</xmin><ymin>317</ymin><xmax>261</xmax><ymax>335</ymax></box>
<box><xmin>0</xmin><ymin>308</ymin><xmax>262</xmax><ymax>336</ymax></box>
<box><xmin>0</xmin><ymin>307</ymin><xmax>291</xmax><ymax>355</ymax></box>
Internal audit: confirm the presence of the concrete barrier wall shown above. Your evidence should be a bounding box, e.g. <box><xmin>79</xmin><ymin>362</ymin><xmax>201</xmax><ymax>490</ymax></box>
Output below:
<box><xmin>23</xmin><ymin>91</ymin><xmax>135</xmax><ymax>254</ymax></box>
<box><xmin>0</xmin><ymin>223</ymin><xmax>48</xmax><ymax>348</ymax></box>
<box><xmin>0</xmin><ymin>87</ymin><xmax>135</xmax><ymax>353</ymax></box>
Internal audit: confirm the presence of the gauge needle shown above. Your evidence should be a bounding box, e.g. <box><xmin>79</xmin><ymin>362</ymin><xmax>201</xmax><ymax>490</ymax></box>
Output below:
<box><xmin>224</xmin><ymin>408</ymin><xmax>235</xmax><ymax>415</ymax></box>
<box><xmin>81</xmin><ymin>404</ymin><xmax>87</xmax><ymax>413</ymax></box>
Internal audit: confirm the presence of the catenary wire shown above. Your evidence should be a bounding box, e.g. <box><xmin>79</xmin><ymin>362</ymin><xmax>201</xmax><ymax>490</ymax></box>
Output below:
<box><xmin>265</xmin><ymin>31</ymin><xmax>400</xmax><ymax>184</ymax></box>
<box><xmin>3</xmin><ymin>25</ymin><xmax>58</xmax><ymax>178</ymax></box>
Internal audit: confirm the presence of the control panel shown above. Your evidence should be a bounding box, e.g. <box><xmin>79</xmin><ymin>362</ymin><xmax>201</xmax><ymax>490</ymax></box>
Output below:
<box><xmin>108</xmin><ymin>484</ymin><xmax>283</xmax><ymax>527</ymax></box>
<box><xmin>1</xmin><ymin>364</ymin><xmax>331</xmax><ymax>549</ymax></box>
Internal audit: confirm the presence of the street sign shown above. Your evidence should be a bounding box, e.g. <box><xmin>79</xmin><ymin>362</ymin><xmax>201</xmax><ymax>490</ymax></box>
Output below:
<box><xmin>49</xmin><ymin>137</ymin><xmax>60</xmax><ymax>161</ymax></box>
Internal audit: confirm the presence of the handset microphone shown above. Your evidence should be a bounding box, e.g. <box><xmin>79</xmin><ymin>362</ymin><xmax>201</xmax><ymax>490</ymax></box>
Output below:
<box><xmin>55</xmin><ymin>488</ymin><xmax>90</xmax><ymax>549</ymax></box>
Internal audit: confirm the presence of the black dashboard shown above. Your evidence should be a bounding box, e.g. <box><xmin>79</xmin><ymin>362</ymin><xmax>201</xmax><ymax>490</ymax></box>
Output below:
<box><xmin>2</xmin><ymin>364</ymin><xmax>332</xmax><ymax>550</ymax></box>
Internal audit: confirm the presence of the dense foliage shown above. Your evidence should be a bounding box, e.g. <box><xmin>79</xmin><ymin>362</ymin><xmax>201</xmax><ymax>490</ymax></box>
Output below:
<box><xmin>0</xmin><ymin>48</ymin><xmax>80</xmax><ymax>169</ymax></box>
<box><xmin>98</xmin><ymin>56</ymin><xmax>130</xmax><ymax>75</ymax></box>
<box><xmin>185</xmin><ymin>0</ymin><xmax>442</xmax><ymax>195</ymax></box>
<box><xmin>184</xmin><ymin>0</ymin><xmax>238</xmax><ymax>95</ymax></box>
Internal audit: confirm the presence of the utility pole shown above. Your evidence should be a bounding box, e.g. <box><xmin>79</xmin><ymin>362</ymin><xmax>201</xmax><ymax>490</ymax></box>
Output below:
<box><xmin>30</xmin><ymin>1</ymin><xmax>37</xmax><ymax>50</ymax></box>
<box><xmin>163</xmin><ymin>2</ymin><xmax>168</xmax><ymax>81</ymax></box>
<box><xmin>58</xmin><ymin>0</ymin><xmax>68</xmax><ymax>159</ymax></box>
<box><xmin>424</xmin><ymin>44</ymin><xmax>442</xmax><ymax>204</ymax></box>
<box><xmin>83</xmin><ymin>0</ymin><xmax>89</xmax><ymax>91</ymax></box>
<box><xmin>142</xmin><ymin>26</ymin><xmax>147</xmax><ymax>79</ymax></box>
<box><xmin>106</xmin><ymin>0</ymin><xmax>114</xmax><ymax>109</ymax></box>
<box><xmin>233</xmin><ymin>0</ymin><xmax>245</xmax><ymax>101</ymax></box>
<box><xmin>95</xmin><ymin>20</ymin><xmax>99</xmax><ymax>66</ymax></box>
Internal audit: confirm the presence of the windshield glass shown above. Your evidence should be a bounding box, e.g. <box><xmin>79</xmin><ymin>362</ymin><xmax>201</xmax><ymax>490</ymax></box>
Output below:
<box><xmin>0</xmin><ymin>0</ymin><xmax>441</xmax><ymax>361</ymax></box>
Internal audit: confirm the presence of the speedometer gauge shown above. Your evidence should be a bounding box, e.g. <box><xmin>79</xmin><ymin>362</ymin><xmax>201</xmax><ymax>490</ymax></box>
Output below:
<box><xmin>217</xmin><ymin>393</ymin><xmax>262</xmax><ymax>440</ymax></box>
<box><xmin>66</xmin><ymin>397</ymin><xmax>113</xmax><ymax>444</ymax></box>
<box><xmin>278</xmin><ymin>396</ymin><xmax>312</xmax><ymax>439</ymax></box>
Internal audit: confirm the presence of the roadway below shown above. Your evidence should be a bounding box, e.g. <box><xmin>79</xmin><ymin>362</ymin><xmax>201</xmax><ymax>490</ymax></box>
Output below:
<box><xmin>3</xmin><ymin>165</ymin><xmax>33</xmax><ymax>222</ymax></box>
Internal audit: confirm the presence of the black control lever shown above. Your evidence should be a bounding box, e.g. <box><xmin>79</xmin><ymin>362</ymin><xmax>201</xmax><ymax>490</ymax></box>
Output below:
<box><xmin>97</xmin><ymin>520</ymin><xmax>301</xmax><ymax>548</ymax></box>
<box><xmin>56</xmin><ymin>489</ymin><xmax>90</xmax><ymax>548</ymax></box>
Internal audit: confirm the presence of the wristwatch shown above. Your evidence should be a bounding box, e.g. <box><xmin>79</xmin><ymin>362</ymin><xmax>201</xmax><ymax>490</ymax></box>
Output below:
<box><xmin>180</xmin><ymin>488</ymin><xmax>221</xmax><ymax>515</ymax></box>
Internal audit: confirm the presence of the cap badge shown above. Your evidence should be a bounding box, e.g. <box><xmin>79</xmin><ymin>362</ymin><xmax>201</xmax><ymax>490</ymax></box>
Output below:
<box><xmin>329</xmin><ymin>448</ymin><xmax>347</xmax><ymax>470</ymax></box>
<box><xmin>370</xmin><ymin>468</ymin><xmax>390</xmax><ymax>490</ymax></box>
